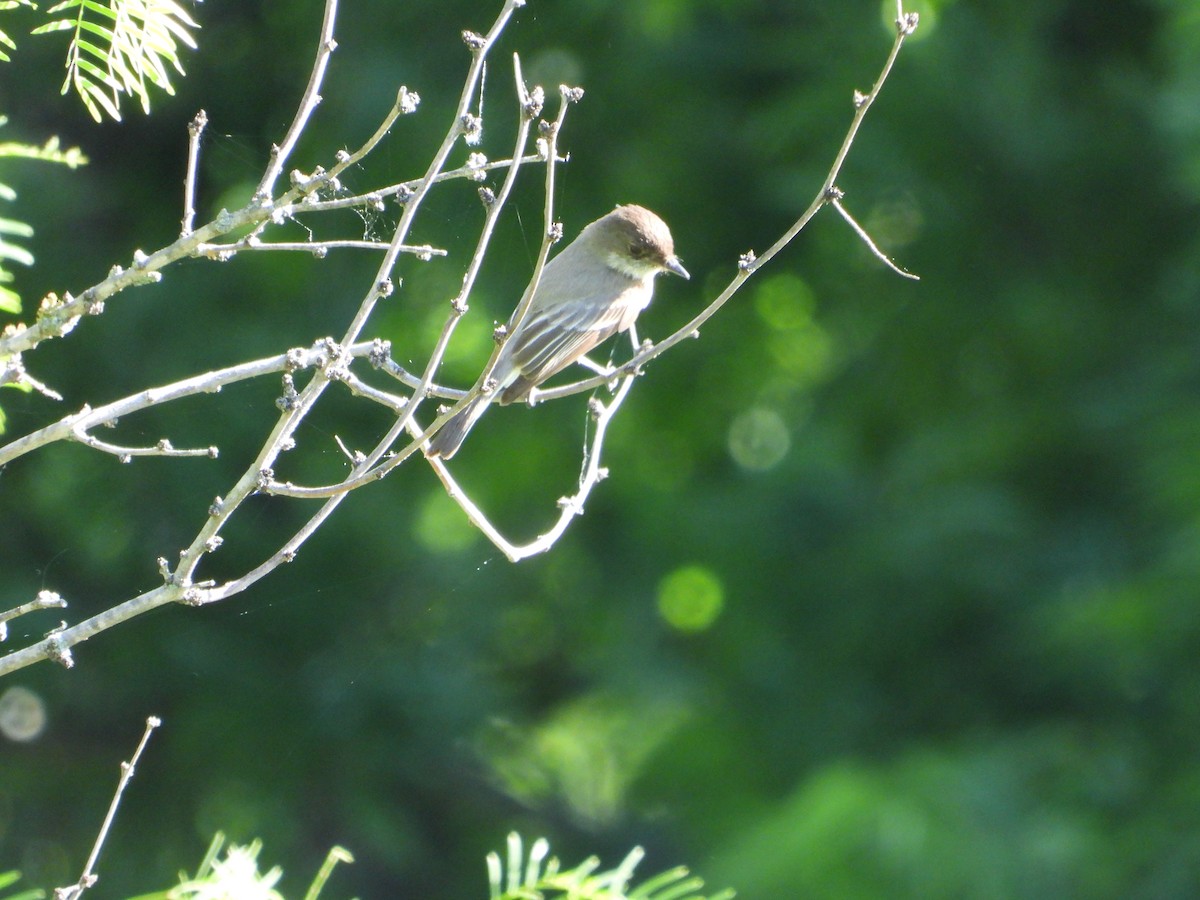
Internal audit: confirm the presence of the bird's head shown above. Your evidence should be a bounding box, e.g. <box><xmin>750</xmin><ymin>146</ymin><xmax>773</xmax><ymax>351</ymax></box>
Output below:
<box><xmin>589</xmin><ymin>204</ymin><xmax>690</xmax><ymax>282</ymax></box>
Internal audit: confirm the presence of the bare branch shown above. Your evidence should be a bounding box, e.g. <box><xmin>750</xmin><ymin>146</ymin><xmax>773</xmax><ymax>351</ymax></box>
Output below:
<box><xmin>173</xmin><ymin>0</ymin><xmax>529</xmax><ymax>605</ymax></box>
<box><xmin>0</xmin><ymin>340</ymin><xmax>368</xmax><ymax>468</ymax></box>
<box><xmin>255</xmin><ymin>0</ymin><xmax>340</xmax><ymax>200</ymax></box>
<box><xmin>429</xmin><ymin>369</ymin><xmax>635</xmax><ymax>562</ymax></box>
<box><xmin>69</xmin><ymin>431</ymin><xmax>217</xmax><ymax>461</ymax></box>
<box><xmin>520</xmin><ymin>8</ymin><xmax>921</xmax><ymax>401</ymax></box>
<box><xmin>0</xmin><ymin>591</ymin><xmax>67</xmax><ymax>643</ymax></box>
<box><xmin>194</xmin><ymin>239</ymin><xmax>446</xmax><ymax>260</ymax></box>
<box><xmin>54</xmin><ymin>716</ymin><xmax>162</xmax><ymax>900</ymax></box>
<box><xmin>263</xmin><ymin>52</ymin><xmax>556</xmax><ymax>501</ymax></box>
<box><xmin>829</xmin><ymin>193</ymin><xmax>919</xmax><ymax>280</ymax></box>
<box><xmin>181</xmin><ymin>109</ymin><xmax>207</xmax><ymax>237</ymax></box>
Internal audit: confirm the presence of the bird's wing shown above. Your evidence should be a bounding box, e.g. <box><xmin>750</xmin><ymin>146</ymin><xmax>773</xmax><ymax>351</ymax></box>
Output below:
<box><xmin>499</xmin><ymin>283</ymin><xmax>646</xmax><ymax>404</ymax></box>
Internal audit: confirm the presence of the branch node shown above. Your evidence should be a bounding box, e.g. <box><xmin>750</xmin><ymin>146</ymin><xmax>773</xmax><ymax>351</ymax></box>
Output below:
<box><xmin>187</xmin><ymin>109</ymin><xmax>208</xmax><ymax>136</ymax></box>
<box><xmin>522</xmin><ymin>85</ymin><xmax>545</xmax><ymax>120</ymax></box>
<box><xmin>462</xmin><ymin>30</ymin><xmax>487</xmax><ymax>51</ymax></box>
<box><xmin>461</xmin><ymin>114</ymin><xmax>483</xmax><ymax>146</ymax></box>
<box><xmin>397</xmin><ymin>86</ymin><xmax>420</xmax><ymax>114</ymax></box>
<box><xmin>559</xmin><ymin>84</ymin><xmax>585</xmax><ymax>104</ymax></box>
<box><xmin>467</xmin><ymin>151</ymin><xmax>489</xmax><ymax>179</ymax></box>
<box><xmin>897</xmin><ymin>11</ymin><xmax>920</xmax><ymax>36</ymax></box>
<box><xmin>285</xmin><ymin>347</ymin><xmax>308</xmax><ymax>371</ymax></box>
<box><xmin>738</xmin><ymin>250</ymin><xmax>757</xmax><ymax>272</ymax></box>
<box><xmin>276</xmin><ymin>373</ymin><xmax>300</xmax><ymax>410</ymax></box>
<box><xmin>479</xmin><ymin>186</ymin><xmax>497</xmax><ymax>207</ymax></box>
<box><xmin>46</xmin><ymin>631</ymin><xmax>74</xmax><ymax>669</ymax></box>
<box><xmin>369</xmin><ymin>339</ymin><xmax>393</xmax><ymax>368</ymax></box>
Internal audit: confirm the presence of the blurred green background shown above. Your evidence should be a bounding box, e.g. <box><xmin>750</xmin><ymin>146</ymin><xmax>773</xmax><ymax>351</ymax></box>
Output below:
<box><xmin>4</xmin><ymin>0</ymin><xmax>1200</xmax><ymax>896</ymax></box>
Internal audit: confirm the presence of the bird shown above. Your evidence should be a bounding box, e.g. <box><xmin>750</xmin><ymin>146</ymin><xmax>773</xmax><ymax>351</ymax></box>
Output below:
<box><xmin>425</xmin><ymin>204</ymin><xmax>689</xmax><ymax>459</ymax></box>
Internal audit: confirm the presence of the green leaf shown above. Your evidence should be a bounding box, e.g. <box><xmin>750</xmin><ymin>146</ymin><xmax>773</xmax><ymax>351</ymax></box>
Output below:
<box><xmin>33</xmin><ymin>0</ymin><xmax>201</xmax><ymax>121</ymax></box>
<box><xmin>30</xmin><ymin>18</ymin><xmax>73</xmax><ymax>32</ymax></box>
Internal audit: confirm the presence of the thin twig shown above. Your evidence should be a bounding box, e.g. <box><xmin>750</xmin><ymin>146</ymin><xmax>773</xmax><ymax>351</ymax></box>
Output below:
<box><xmin>0</xmin><ymin>340</ymin><xmax>373</xmax><ymax>467</ymax></box>
<box><xmin>194</xmin><ymin>240</ymin><xmax>446</xmax><ymax>259</ymax></box>
<box><xmin>255</xmin><ymin>0</ymin><xmax>340</xmax><ymax>199</ymax></box>
<box><xmin>829</xmin><ymin>194</ymin><xmax>919</xmax><ymax>280</ymax></box>
<box><xmin>181</xmin><ymin>109</ymin><xmax>207</xmax><ymax>237</ymax></box>
<box><xmin>511</xmin><ymin>8</ymin><xmax>921</xmax><ymax>402</ymax></box>
<box><xmin>54</xmin><ymin>716</ymin><xmax>162</xmax><ymax>900</ymax></box>
<box><xmin>0</xmin><ymin>591</ymin><xmax>67</xmax><ymax>642</ymax></box>
<box><xmin>70</xmin><ymin>431</ymin><xmax>216</xmax><ymax>461</ymax></box>
<box><xmin>293</xmin><ymin>150</ymin><xmax>552</xmax><ymax>214</ymax></box>
<box><xmin>429</xmin><ymin>366</ymin><xmax>636</xmax><ymax>562</ymax></box>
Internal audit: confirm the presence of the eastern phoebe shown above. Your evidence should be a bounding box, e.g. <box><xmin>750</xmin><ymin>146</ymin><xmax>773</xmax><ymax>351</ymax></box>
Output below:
<box><xmin>426</xmin><ymin>204</ymin><xmax>689</xmax><ymax>459</ymax></box>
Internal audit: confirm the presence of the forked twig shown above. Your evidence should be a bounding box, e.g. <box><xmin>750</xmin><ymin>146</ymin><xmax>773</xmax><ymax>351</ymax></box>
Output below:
<box><xmin>255</xmin><ymin>0</ymin><xmax>340</xmax><ymax>199</ymax></box>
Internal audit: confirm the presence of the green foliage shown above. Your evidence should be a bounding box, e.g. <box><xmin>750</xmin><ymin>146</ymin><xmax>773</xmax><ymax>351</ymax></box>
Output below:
<box><xmin>0</xmin><ymin>869</ymin><xmax>44</xmax><ymax>900</ymax></box>
<box><xmin>0</xmin><ymin>1</ymin><xmax>37</xmax><ymax>63</ymax></box>
<box><xmin>0</xmin><ymin>116</ymin><xmax>87</xmax><ymax>314</ymax></box>
<box><xmin>128</xmin><ymin>833</ymin><xmax>353</xmax><ymax>900</ymax></box>
<box><xmin>31</xmin><ymin>0</ymin><xmax>199</xmax><ymax>121</ymax></box>
<box><xmin>487</xmin><ymin>833</ymin><xmax>732</xmax><ymax>900</ymax></box>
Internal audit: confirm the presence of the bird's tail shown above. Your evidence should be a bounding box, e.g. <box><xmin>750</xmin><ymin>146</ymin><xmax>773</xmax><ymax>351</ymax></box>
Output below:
<box><xmin>425</xmin><ymin>393</ymin><xmax>493</xmax><ymax>459</ymax></box>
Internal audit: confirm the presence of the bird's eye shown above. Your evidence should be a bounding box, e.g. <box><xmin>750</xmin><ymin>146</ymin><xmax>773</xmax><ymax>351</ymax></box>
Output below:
<box><xmin>629</xmin><ymin>242</ymin><xmax>647</xmax><ymax>259</ymax></box>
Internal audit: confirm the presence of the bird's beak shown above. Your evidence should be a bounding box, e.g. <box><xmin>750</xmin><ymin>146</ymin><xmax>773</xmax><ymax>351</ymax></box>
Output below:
<box><xmin>664</xmin><ymin>256</ymin><xmax>690</xmax><ymax>280</ymax></box>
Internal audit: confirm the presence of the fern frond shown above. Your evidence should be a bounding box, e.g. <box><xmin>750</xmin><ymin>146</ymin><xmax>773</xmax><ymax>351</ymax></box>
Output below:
<box><xmin>487</xmin><ymin>833</ymin><xmax>734</xmax><ymax>900</ymax></box>
<box><xmin>33</xmin><ymin>0</ymin><xmax>200</xmax><ymax>122</ymax></box>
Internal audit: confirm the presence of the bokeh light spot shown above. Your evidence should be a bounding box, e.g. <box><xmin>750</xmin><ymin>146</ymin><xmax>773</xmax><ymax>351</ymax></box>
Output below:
<box><xmin>658</xmin><ymin>565</ymin><xmax>725</xmax><ymax>632</ymax></box>
<box><xmin>0</xmin><ymin>686</ymin><xmax>47</xmax><ymax>742</ymax></box>
<box><xmin>728</xmin><ymin>407</ymin><xmax>791</xmax><ymax>472</ymax></box>
<box><xmin>414</xmin><ymin>490</ymin><xmax>476</xmax><ymax>552</ymax></box>
<box><xmin>755</xmin><ymin>272</ymin><xmax>816</xmax><ymax>331</ymax></box>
